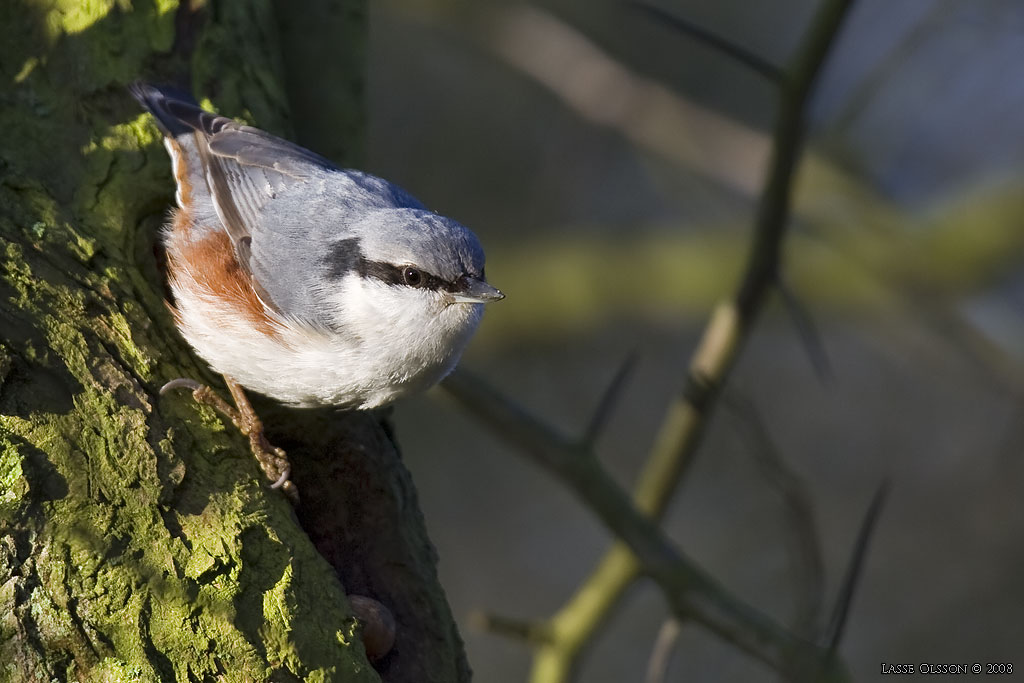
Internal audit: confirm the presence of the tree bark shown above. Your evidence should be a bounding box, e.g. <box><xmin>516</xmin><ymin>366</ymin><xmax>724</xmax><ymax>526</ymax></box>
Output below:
<box><xmin>0</xmin><ymin>1</ymin><xmax>469</xmax><ymax>681</ymax></box>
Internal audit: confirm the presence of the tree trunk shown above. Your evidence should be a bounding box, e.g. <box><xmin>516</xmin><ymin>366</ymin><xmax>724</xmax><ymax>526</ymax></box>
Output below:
<box><xmin>0</xmin><ymin>1</ymin><xmax>470</xmax><ymax>681</ymax></box>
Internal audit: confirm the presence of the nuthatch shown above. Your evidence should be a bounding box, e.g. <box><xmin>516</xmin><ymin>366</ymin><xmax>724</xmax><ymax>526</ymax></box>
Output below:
<box><xmin>132</xmin><ymin>83</ymin><xmax>503</xmax><ymax>497</ymax></box>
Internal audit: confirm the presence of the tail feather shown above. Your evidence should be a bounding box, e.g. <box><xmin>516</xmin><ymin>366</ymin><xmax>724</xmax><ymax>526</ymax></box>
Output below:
<box><xmin>128</xmin><ymin>82</ymin><xmax>208</xmax><ymax>138</ymax></box>
<box><xmin>131</xmin><ymin>81</ymin><xmax>218</xmax><ymax>220</ymax></box>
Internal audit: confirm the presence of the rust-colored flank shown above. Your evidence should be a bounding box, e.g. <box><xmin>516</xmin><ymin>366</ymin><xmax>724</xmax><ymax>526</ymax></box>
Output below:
<box><xmin>167</xmin><ymin>220</ymin><xmax>279</xmax><ymax>337</ymax></box>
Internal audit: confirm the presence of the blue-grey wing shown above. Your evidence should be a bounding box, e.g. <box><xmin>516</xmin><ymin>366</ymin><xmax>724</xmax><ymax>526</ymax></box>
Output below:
<box><xmin>132</xmin><ymin>82</ymin><xmax>424</xmax><ymax>324</ymax></box>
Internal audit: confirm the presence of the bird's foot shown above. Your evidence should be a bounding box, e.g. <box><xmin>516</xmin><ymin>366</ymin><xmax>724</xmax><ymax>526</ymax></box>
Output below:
<box><xmin>161</xmin><ymin>377</ymin><xmax>300</xmax><ymax>504</ymax></box>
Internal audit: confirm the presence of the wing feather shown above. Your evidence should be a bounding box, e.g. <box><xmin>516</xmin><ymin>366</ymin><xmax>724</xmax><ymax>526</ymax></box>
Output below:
<box><xmin>132</xmin><ymin>82</ymin><xmax>344</xmax><ymax>315</ymax></box>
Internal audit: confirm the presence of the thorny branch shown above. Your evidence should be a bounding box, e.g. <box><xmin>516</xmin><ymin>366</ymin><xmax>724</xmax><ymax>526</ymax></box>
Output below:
<box><xmin>445</xmin><ymin>0</ymin><xmax>860</xmax><ymax>681</ymax></box>
<box><xmin>445</xmin><ymin>370</ymin><xmax>843</xmax><ymax>679</ymax></box>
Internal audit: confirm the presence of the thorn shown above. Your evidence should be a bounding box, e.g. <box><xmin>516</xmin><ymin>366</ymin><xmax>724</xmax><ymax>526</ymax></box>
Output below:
<box><xmin>582</xmin><ymin>351</ymin><xmax>638</xmax><ymax>447</ymax></box>
<box><xmin>824</xmin><ymin>481</ymin><xmax>890</xmax><ymax>652</ymax></box>
<box><xmin>777</xmin><ymin>275</ymin><xmax>833</xmax><ymax>383</ymax></box>
<box><xmin>627</xmin><ymin>2</ymin><xmax>785</xmax><ymax>82</ymax></box>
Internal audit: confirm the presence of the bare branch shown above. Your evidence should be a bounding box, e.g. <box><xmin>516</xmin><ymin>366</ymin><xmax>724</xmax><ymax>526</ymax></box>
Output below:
<box><xmin>451</xmin><ymin>0</ymin><xmax>859</xmax><ymax>680</ymax></box>
<box><xmin>444</xmin><ymin>368</ymin><xmax>844</xmax><ymax>678</ymax></box>
<box><xmin>736</xmin><ymin>0</ymin><xmax>856</xmax><ymax>320</ymax></box>
<box><xmin>443</xmin><ymin>369</ymin><xmax>584</xmax><ymax>468</ymax></box>
<box><xmin>628</xmin><ymin>2</ymin><xmax>784</xmax><ymax>82</ymax></box>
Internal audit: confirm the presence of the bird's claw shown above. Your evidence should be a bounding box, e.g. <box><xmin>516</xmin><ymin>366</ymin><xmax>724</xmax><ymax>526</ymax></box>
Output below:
<box><xmin>161</xmin><ymin>376</ymin><xmax>299</xmax><ymax>504</ymax></box>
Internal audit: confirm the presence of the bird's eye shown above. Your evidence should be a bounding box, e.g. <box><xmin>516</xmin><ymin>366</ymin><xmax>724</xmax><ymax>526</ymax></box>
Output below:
<box><xmin>403</xmin><ymin>266</ymin><xmax>423</xmax><ymax>287</ymax></box>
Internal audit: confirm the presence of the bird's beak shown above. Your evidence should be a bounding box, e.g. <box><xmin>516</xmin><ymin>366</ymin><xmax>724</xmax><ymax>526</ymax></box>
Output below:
<box><xmin>452</xmin><ymin>276</ymin><xmax>505</xmax><ymax>304</ymax></box>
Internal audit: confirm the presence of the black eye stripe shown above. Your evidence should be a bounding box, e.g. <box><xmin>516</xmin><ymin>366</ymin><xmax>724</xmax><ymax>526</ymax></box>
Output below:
<box><xmin>323</xmin><ymin>241</ymin><xmax>482</xmax><ymax>294</ymax></box>
<box><xmin>358</xmin><ymin>260</ymin><xmax>455</xmax><ymax>292</ymax></box>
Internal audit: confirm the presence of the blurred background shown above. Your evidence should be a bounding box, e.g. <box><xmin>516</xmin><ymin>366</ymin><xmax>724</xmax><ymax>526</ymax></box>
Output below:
<box><xmin>359</xmin><ymin>0</ymin><xmax>1024</xmax><ymax>680</ymax></box>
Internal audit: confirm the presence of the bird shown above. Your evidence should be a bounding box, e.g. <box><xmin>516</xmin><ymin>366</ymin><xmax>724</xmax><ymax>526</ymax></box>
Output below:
<box><xmin>131</xmin><ymin>82</ymin><xmax>503</xmax><ymax>500</ymax></box>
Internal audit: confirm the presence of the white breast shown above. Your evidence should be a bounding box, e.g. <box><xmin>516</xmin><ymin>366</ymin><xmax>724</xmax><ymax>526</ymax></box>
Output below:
<box><xmin>170</xmin><ymin>272</ymin><xmax>483</xmax><ymax>408</ymax></box>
